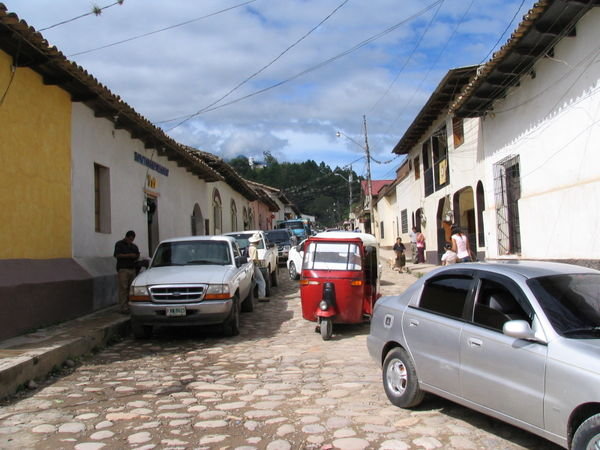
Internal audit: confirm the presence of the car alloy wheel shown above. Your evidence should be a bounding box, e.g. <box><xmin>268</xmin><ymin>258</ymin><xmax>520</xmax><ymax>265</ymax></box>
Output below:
<box><xmin>382</xmin><ymin>347</ymin><xmax>424</xmax><ymax>408</ymax></box>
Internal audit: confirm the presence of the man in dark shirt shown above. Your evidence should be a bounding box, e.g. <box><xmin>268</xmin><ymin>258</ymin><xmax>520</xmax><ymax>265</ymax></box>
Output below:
<box><xmin>114</xmin><ymin>230</ymin><xmax>140</xmax><ymax>314</ymax></box>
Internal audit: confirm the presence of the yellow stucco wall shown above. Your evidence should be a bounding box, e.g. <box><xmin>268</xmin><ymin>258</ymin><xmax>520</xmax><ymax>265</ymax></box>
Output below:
<box><xmin>0</xmin><ymin>50</ymin><xmax>72</xmax><ymax>259</ymax></box>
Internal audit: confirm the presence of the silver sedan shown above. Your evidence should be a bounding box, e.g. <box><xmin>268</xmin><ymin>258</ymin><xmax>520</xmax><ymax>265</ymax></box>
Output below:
<box><xmin>367</xmin><ymin>261</ymin><xmax>600</xmax><ymax>450</ymax></box>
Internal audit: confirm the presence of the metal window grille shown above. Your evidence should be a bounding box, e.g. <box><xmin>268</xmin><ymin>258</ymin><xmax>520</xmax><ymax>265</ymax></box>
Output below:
<box><xmin>493</xmin><ymin>156</ymin><xmax>521</xmax><ymax>255</ymax></box>
<box><xmin>401</xmin><ymin>209</ymin><xmax>408</xmax><ymax>234</ymax></box>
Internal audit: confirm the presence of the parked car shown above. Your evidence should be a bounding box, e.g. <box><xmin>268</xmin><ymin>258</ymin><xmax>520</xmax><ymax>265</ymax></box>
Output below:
<box><xmin>128</xmin><ymin>236</ymin><xmax>255</xmax><ymax>338</ymax></box>
<box><xmin>225</xmin><ymin>230</ymin><xmax>279</xmax><ymax>296</ymax></box>
<box><xmin>287</xmin><ymin>239</ymin><xmax>306</xmax><ymax>280</ymax></box>
<box><xmin>367</xmin><ymin>261</ymin><xmax>600</xmax><ymax>449</ymax></box>
<box><xmin>265</xmin><ymin>228</ymin><xmax>297</xmax><ymax>265</ymax></box>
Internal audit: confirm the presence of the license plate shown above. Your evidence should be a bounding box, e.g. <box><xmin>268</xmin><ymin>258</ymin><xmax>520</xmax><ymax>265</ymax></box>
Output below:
<box><xmin>166</xmin><ymin>306</ymin><xmax>186</xmax><ymax>317</ymax></box>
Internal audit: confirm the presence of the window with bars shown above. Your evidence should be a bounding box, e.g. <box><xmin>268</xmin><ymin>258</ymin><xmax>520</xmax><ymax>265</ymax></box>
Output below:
<box><xmin>494</xmin><ymin>156</ymin><xmax>521</xmax><ymax>255</ymax></box>
<box><xmin>401</xmin><ymin>209</ymin><xmax>408</xmax><ymax>234</ymax></box>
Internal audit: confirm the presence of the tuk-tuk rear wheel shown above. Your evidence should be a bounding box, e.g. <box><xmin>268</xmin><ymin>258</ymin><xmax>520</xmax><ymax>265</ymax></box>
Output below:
<box><xmin>320</xmin><ymin>318</ymin><xmax>333</xmax><ymax>340</ymax></box>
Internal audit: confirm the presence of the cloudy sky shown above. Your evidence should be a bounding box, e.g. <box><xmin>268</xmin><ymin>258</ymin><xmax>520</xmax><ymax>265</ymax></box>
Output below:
<box><xmin>7</xmin><ymin>0</ymin><xmax>535</xmax><ymax>179</ymax></box>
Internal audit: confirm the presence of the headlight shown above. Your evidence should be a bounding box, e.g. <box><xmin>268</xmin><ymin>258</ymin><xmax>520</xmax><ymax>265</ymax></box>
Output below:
<box><xmin>319</xmin><ymin>300</ymin><xmax>329</xmax><ymax>311</ymax></box>
<box><xmin>205</xmin><ymin>284</ymin><xmax>231</xmax><ymax>300</ymax></box>
<box><xmin>129</xmin><ymin>285</ymin><xmax>150</xmax><ymax>301</ymax></box>
<box><xmin>283</xmin><ymin>245</ymin><xmax>291</xmax><ymax>251</ymax></box>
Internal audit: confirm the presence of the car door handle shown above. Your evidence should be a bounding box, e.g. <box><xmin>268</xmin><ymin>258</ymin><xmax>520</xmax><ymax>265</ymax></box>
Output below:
<box><xmin>409</xmin><ymin>319</ymin><xmax>419</xmax><ymax>327</ymax></box>
<box><xmin>468</xmin><ymin>338</ymin><xmax>482</xmax><ymax>348</ymax></box>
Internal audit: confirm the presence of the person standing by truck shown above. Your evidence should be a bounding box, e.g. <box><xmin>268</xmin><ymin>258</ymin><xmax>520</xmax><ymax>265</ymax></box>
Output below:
<box><xmin>248</xmin><ymin>233</ymin><xmax>268</xmax><ymax>301</ymax></box>
<box><xmin>114</xmin><ymin>230</ymin><xmax>140</xmax><ymax>314</ymax></box>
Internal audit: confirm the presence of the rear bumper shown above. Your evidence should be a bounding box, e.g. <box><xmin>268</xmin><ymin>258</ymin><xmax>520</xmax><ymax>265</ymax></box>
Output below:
<box><xmin>366</xmin><ymin>334</ymin><xmax>385</xmax><ymax>366</ymax></box>
<box><xmin>129</xmin><ymin>299</ymin><xmax>233</xmax><ymax>326</ymax></box>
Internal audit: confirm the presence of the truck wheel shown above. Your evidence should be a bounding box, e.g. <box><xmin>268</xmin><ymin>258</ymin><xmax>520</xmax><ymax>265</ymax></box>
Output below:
<box><xmin>572</xmin><ymin>413</ymin><xmax>600</xmax><ymax>450</ymax></box>
<box><xmin>132</xmin><ymin>321</ymin><xmax>152</xmax><ymax>339</ymax></box>
<box><xmin>223</xmin><ymin>296</ymin><xmax>240</xmax><ymax>337</ymax></box>
<box><xmin>241</xmin><ymin>286</ymin><xmax>255</xmax><ymax>312</ymax></box>
<box><xmin>271</xmin><ymin>265</ymin><xmax>279</xmax><ymax>287</ymax></box>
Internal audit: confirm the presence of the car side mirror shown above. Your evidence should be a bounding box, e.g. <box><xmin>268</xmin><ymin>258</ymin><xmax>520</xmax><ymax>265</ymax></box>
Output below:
<box><xmin>503</xmin><ymin>320</ymin><xmax>536</xmax><ymax>340</ymax></box>
<box><xmin>236</xmin><ymin>255</ymin><xmax>248</xmax><ymax>268</ymax></box>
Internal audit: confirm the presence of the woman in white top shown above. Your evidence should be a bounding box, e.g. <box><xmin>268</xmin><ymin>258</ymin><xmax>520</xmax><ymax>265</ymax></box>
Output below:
<box><xmin>450</xmin><ymin>225</ymin><xmax>472</xmax><ymax>263</ymax></box>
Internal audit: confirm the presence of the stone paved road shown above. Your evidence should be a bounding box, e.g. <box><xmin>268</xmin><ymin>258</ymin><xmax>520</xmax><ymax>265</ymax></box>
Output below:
<box><xmin>0</xmin><ymin>260</ymin><xmax>559</xmax><ymax>450</ymax></box>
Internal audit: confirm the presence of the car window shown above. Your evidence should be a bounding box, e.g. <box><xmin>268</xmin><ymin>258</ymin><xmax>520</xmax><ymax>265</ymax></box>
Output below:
<box><xmin>527</xmin><ymin>273</ymin><xmax>600</xmax><ymax>338</ymax></box>
<box><xmin>303</xmin><ymin>242</ymin><xmax>362</xmax><ymax>271</ymax></box>
<box><xmin>472</xmin><ymin>279</ymin><xmax>531</xmax><ymax>331</ymax></box>
<box><xmin>419</xmin><ymin>276</ymin><xmax>472</xmax><ymax>319</ymax></box>
<box><xmin>152</xmin><ymin>241</ymin><xmax>231</xmax><ymax>266</ymax></box>
<box><xmin>232</xmin><ymin>243</ymin><xmax>241</xmax><ymax>259</ymax></box>
<box><xmin>228</xmin><ymin>233</ymin><xmax>265</xmax><ymax>250</ymax></box>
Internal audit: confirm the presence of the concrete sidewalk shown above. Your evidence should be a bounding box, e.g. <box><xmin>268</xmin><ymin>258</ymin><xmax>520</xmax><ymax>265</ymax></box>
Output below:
<box><xmin>379</xmin><ymin>247</ymin><xmax>439</xmax><ymax>277</ymax></box>
<box><xmin>0</xmin><ymin>307</ymin><xmax>130</xmax><ymax>400</ymax></box>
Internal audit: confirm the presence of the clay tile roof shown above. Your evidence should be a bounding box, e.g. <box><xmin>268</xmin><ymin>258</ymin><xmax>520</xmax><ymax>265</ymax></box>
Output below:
<box><xmin>0</xmin><ymin>3</ymin><xmax>222</xmax><ymax>182</ymax></box>
<box><xmin>392</xmin><ymin>66</ymin><xmax>477</xmax><ymax>155</ymax></box>
<box><xmin>451</xmin><ymin>0</ymin><xmax>599</xmax><ymax>117</ymax></box>
<box><xmin>187</xmin><ymin>148</ymin><xmax>258</xmax><ymax>201</ymax></box>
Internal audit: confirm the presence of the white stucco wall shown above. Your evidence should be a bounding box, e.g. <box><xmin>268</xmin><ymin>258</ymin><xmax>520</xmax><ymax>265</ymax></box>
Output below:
<box><xmin>394</xmin><ymin>115</ymin><xmax>484</xmax><ymax>260</ymax></box>
<box><xmin>71</xmin><ymin>103</ymin><xmax>250</xmax><ymax>259</ymax></box>
<box><xmin>481</xmin><ymin>8</ymin><xmax>600</xmax><ymax>260</ymax></box>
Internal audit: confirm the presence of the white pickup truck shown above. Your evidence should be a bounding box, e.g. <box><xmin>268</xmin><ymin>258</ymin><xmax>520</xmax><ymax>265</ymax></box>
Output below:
<box><xmin>224</xmin><ymin>230</ymin><xmax>279</xmax><ymax>296</ymax></box>
<box><xmin>128</xmin><ymin>235</ymin><xmax>255</xmax><ymax>338</ymax></box>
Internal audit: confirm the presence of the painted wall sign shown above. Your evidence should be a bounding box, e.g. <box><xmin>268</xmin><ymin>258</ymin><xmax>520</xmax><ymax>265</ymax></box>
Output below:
<box><xmin>134</xmin><ymin>152</ymin><xmax>169</xmax><ymax>176</ymax></box>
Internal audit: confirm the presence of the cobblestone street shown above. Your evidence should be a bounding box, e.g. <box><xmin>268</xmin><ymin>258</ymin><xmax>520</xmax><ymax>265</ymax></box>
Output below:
<box><xmin>0</xmin><ymin>260</ymin><xmax>557</xmax><ymax>450</ymax></box>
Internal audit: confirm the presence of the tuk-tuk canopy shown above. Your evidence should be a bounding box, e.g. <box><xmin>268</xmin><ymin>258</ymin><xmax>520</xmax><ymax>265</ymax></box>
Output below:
<box><xmin>313</xmin><ymin>231</ymin><xmax>378</xmax><ymax>248</ymax></box>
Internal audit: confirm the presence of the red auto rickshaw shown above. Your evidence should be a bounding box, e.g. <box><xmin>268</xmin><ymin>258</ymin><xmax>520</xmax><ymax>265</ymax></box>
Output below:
<box><xmin>300</xmin><ymin>231</ymin><xmax>382</xmax><ymax>340</ymax></box>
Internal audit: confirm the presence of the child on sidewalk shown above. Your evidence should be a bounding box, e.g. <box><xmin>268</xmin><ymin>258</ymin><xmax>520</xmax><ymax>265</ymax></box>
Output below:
<box><xmin>441</xmin><ymin>243</ymin><xmax>457</xmax><ymax>265</ymax></box>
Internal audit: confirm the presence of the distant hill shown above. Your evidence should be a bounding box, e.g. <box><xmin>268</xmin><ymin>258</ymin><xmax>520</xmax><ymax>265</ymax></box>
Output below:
<box><xmin>229</xmin><ymin>153</ymin><xmax>361</xmax><ymax>227</ymax></box>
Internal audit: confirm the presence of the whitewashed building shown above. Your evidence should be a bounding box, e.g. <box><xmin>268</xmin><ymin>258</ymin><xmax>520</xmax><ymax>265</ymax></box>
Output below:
<box><xmin>390</xmin><ymin>66</ymin><xmax>482</xmax><ymax>264</ymax></box>
<box><xmin>451</xmin><ymin>0</ymin><xmax>600</xmax><ymax>266</ymax></box>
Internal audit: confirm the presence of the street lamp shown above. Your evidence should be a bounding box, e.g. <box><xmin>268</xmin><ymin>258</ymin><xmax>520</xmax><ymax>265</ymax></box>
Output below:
<box><xmin>336</xmin><ymin>115</ymin><xmax>374</xmax><ymax>235</ymax></box>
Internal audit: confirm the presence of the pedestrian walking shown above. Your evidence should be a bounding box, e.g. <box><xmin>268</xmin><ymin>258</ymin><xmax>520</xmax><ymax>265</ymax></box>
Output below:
<box><xmin>416</xmin><ymin>229</ymin><xmax>426</xmax><ymax>263</ymax></box>
<box><xmin>114</xmin><ymin>230</ymin><xmax>140</xmax><ymax>314</ymax></box>
<box><xmin>392</xmin><ymin>237</ymin><xmax>406</xmax><ymax>272</ymax></box>
<box><xmin>248</xmin><ymin>232</ymin><xmax>268</xmax><ymax>301</ymax></box>
<box><xmin>409</xmin><ymin>226</ymin><xmax>418</xmax><ymax>263</ymax></box>
<box><xmin>451</xmin><ymin>225</ymin><xmax>473</xmax><ymax>263</ymax></box>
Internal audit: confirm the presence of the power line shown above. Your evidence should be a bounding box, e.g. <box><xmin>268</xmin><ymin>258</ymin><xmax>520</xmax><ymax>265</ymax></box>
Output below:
<box><xmin>165</xmin><ymin>0</ymin><xmax>350</xmax><ymax>131</ymax></box>
<box><xmin>68</xmin><ymin>0</ymin><xmax>257</xmax><ymax>57</ymax></box>
<box><xmin>38</xmin><ymin>0</ymin><xmax>125</xmax><ymax>32</ymax></box>
<box><xmin>368</xmin><ymin>0</ymin><xmax>445</xmax><ymax>114</ymax></box>
<box><xmin>478</xmin><ymin>0</ymin><xmax>527</xmax><ymax>64</ymax></box>
<box><xmin>155</xmin><ymin>0</ymin><xmax>444</xmax><ymax>125</ymax></box>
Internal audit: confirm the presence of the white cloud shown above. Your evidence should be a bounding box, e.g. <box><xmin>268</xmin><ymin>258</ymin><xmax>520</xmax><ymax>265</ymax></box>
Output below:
<box><xmin>6</xmin><ymin>0</ymin><xmax>537</xmax><ymax>180</ymax></box>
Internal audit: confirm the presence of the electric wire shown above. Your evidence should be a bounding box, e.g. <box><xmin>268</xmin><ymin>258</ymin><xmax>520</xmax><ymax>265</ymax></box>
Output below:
<box><xmin>38</xmin><ymin>0</ymin><xmax>125</xmax><ymax>32</ymax></box>
<box><xmin>367</xmin><ymin>0</ymin><xmax>445</xmax><ymax>114</ymax></box>
<box><xmin>478</xmin><ymin>0</ymin><xmax>527</xmax><ymax>64</ymax></box>
<box><xmin>165</xmin><ymin>0</ymin><xmax>350</xmax><ymax>131</ymax></box>
<box><xmin>156</xmin><ymin>0</ymin><xmax>444</xmax><ymax>126</ymax></box>
<box><xmin>68</xmin><ymin>0</ymin><xmax>257</xmax><ymax>58</ymax></box>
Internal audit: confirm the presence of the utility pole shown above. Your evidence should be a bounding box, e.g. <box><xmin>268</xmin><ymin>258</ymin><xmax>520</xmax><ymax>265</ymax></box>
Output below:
<box><xmin>363</xmin><ymin>115</ymin><xmax>374</xmax><ymax>235</ymax></box>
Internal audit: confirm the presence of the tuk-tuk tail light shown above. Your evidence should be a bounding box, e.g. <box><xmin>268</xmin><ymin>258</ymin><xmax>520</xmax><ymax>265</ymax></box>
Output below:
<box><xmin>300</xmin><ymin>280</ymin><xmax>320</xmax><ymax>286</ymax></box>
<box><xmin>351</xmin><ymin>280</ymin><xmax>363</xmax><ymax>286</ymax></box>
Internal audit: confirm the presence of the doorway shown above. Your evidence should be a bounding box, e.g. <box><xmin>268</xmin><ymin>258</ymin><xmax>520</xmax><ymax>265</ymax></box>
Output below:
<box><xmin>146</xmin><ymin>196</ymin><xmax>159</xmax><ymax>255</ymax></box>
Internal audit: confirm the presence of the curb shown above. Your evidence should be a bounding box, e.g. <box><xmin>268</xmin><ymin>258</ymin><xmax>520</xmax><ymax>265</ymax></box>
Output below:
<box><xmin>0</xmin><ymin>310</ymin><xmax>130</xmax><ymax>400</ymax></box>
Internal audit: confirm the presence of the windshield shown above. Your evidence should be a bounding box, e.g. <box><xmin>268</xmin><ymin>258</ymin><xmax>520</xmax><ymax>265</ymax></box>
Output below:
<box><xmin>527</xmin><ymin>274</ymin><xmax>600</xmax><ymax>338</ymax></box>
<box><xmin>265</xmin><ymin>230</ymin><xmax>291</xmax><ymax>244</ymax></box>
<box><xmin>152</xmin><ymin>241</ymin><xmax>231</xmax><ymax>267</ymax></box>
<box><xmin>227</xmin><ymin>233</ymin><xmax>264</xmax><ymax>250</ymax></box>
<box><xmin>303</xmin><ymin>241</ymin><xmax>362</xmax><ymax>271</ymax></box>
